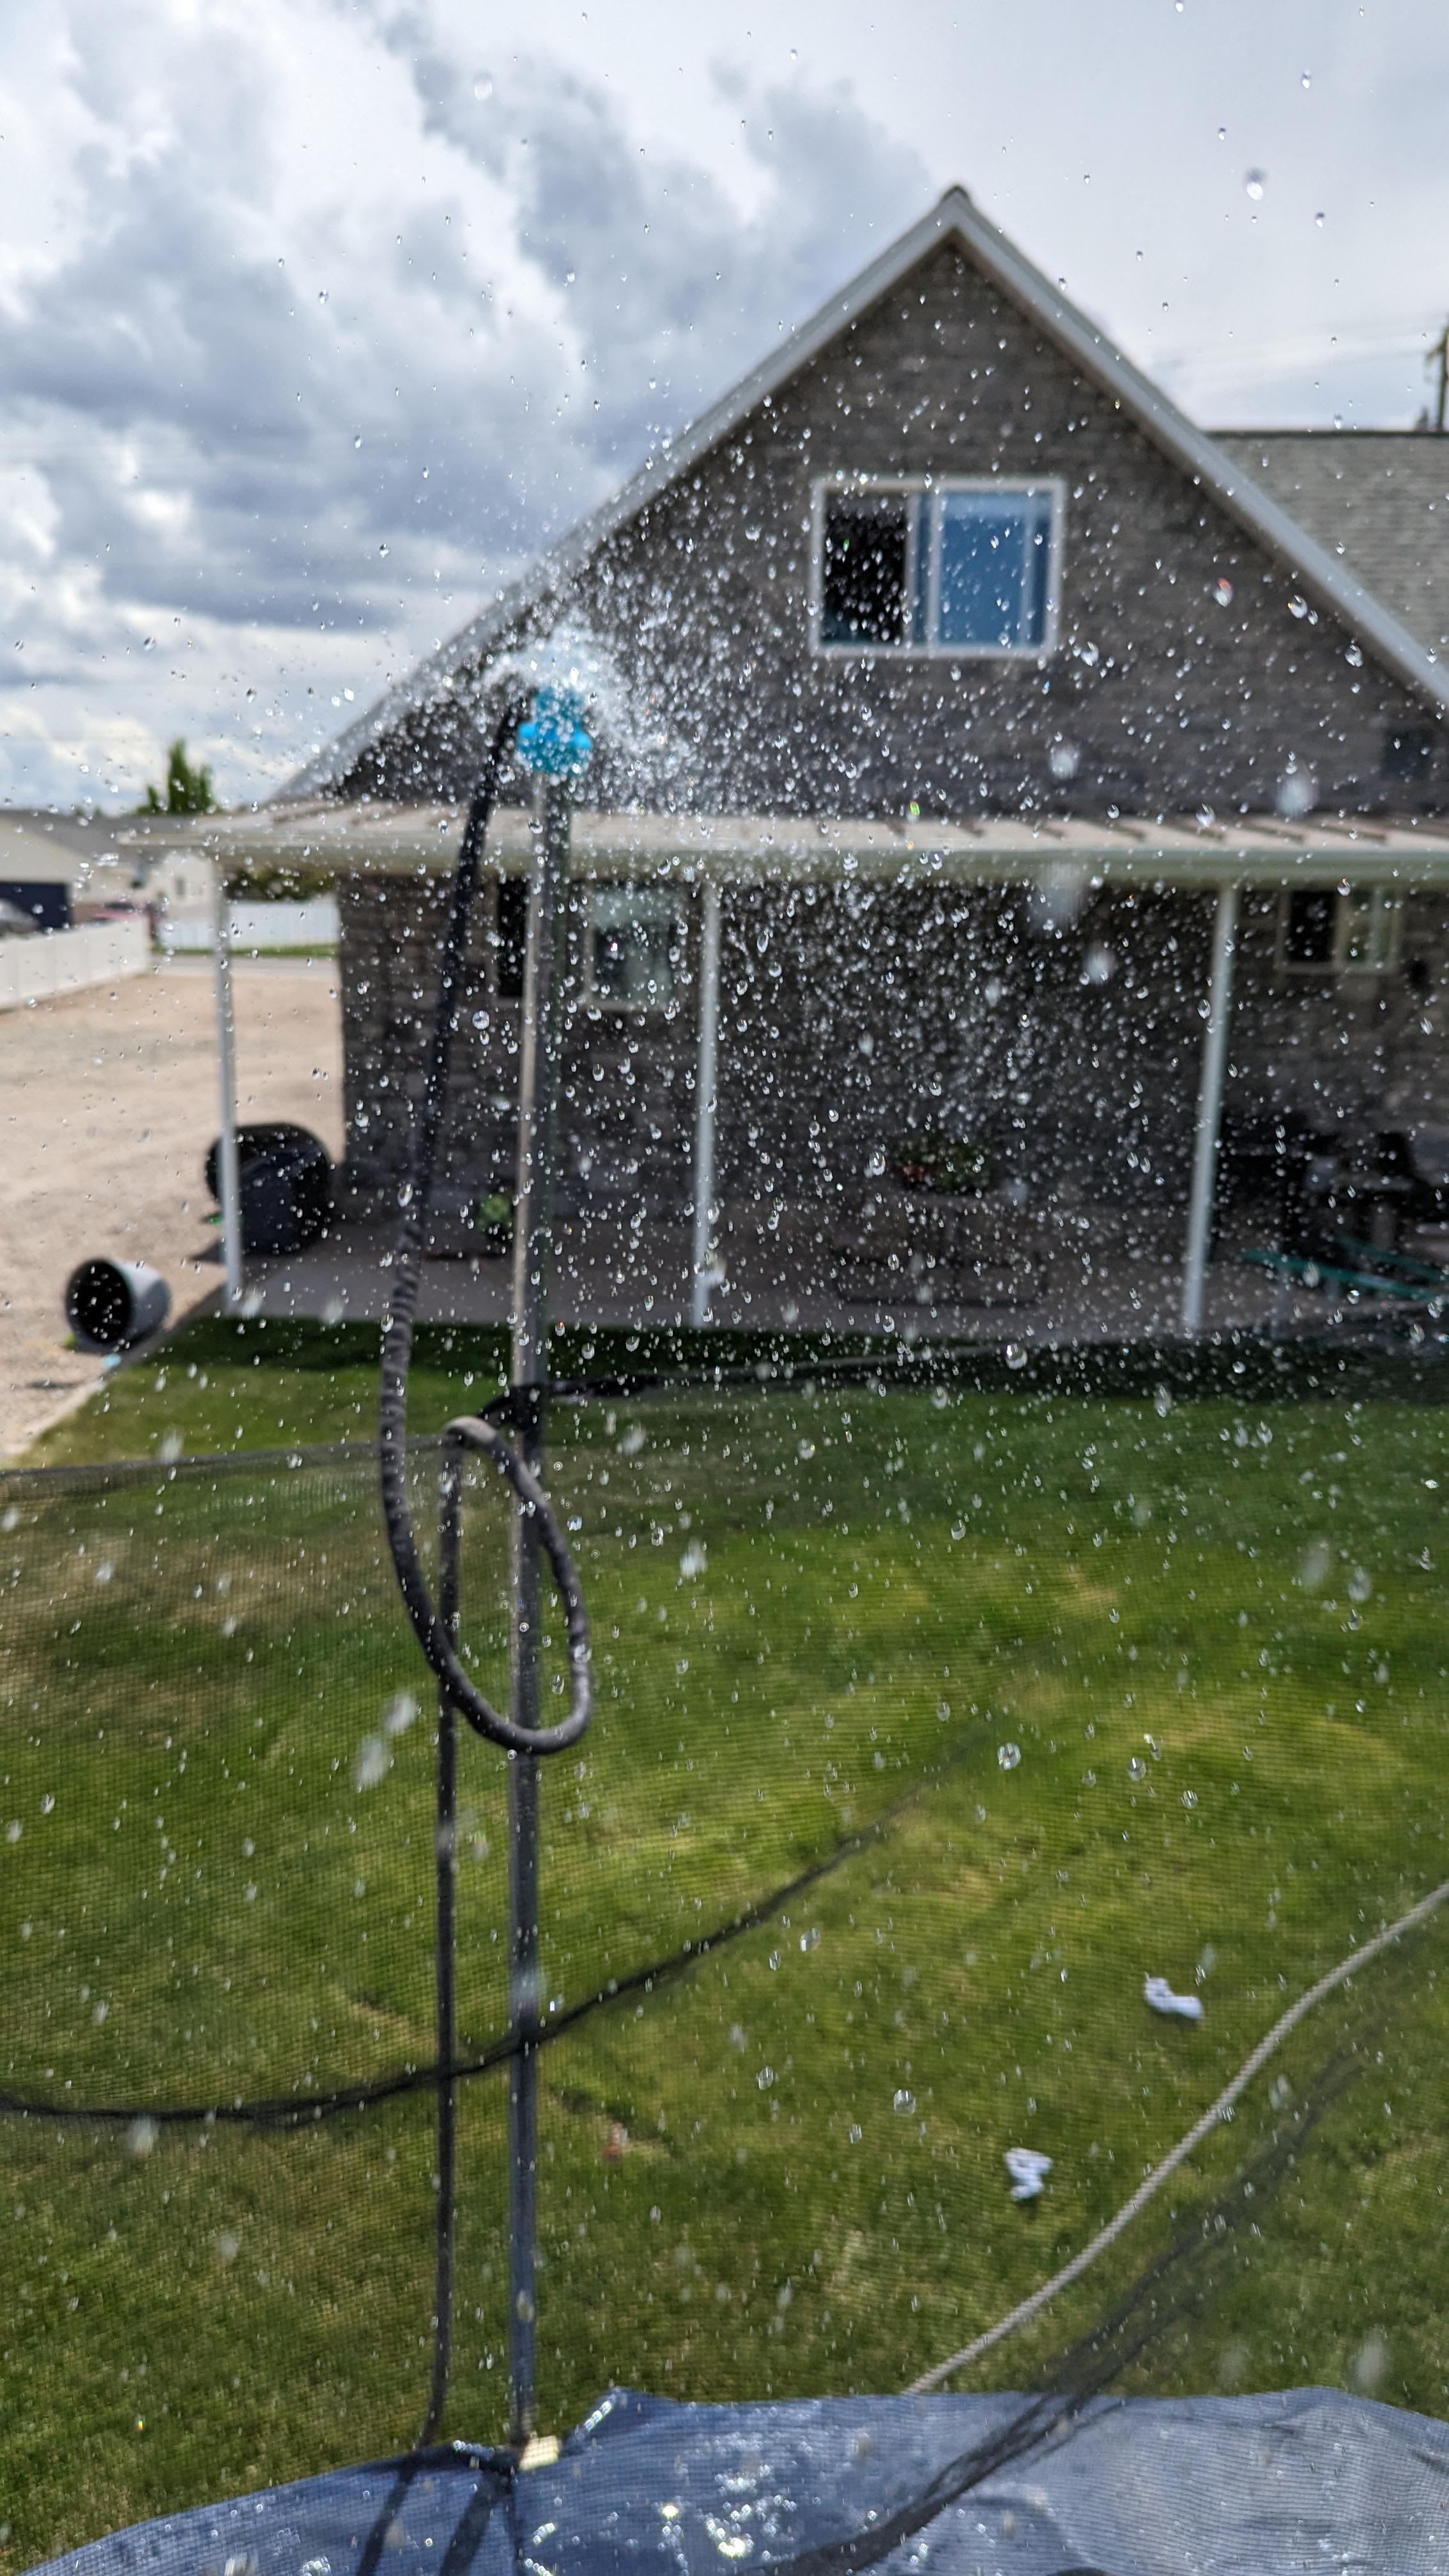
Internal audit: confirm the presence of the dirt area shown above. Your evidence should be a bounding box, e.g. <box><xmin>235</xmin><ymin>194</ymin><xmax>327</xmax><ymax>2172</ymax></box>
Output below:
<box><xmin>0</xmin><ymin>957</ymin><xmax>342</xmax><ymax>1460</ymax></box>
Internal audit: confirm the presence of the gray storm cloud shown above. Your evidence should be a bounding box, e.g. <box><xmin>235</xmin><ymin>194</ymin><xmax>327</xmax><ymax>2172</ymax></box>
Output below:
<box><xmin>0</xmin><ymin>0</ymin><xmax>924</xmax><ymax>802</ymax></box>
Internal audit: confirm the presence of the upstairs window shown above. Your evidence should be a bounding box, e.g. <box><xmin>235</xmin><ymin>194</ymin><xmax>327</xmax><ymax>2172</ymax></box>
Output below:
<box><xmin>1383</xmin><ymin>725</ymin><xmax>1434</xmax><ymax>785</ymax></box>
<box><xmin>815</xmin><ymin>476</ymin><xmax>1062</xmax><ymax>658</ymax></box>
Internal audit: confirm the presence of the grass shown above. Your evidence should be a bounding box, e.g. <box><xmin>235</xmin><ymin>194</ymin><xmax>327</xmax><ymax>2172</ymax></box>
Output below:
<box><xmin>6</xmin><ymin>1324</ymin><xmax>1449</xmax><ymax>2560</ymax></box>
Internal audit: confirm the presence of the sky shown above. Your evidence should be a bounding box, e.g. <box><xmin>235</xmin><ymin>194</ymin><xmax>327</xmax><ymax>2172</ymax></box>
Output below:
<box><xmin>1</xmin><ymin>0</ymin><xmax>1446</xmax><ymax>812</ymax></box>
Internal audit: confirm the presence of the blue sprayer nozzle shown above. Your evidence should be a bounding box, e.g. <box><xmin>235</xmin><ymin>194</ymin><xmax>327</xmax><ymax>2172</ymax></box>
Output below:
<box><xmin>516</xmin><ymin>682</ymin><xmax>592</xmax><ymax>779</ymax></box>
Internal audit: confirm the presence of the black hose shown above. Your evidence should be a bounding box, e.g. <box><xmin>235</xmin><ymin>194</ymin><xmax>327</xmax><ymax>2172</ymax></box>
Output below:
<box><xmin>378</xmin><ymin>701</ymin><xmax>592</xmax><ymax>1756</ymax></box>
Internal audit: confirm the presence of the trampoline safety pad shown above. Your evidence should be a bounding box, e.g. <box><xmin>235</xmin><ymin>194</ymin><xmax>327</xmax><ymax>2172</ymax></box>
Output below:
<box><xmin>29</xmin><ymin>2388</ymin><xmax>1449</xmax><ymax>2576</ymax></box>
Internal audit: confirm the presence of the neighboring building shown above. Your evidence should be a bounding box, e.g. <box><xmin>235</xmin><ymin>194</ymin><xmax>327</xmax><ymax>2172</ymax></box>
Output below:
<box><xmin>0</xmin><ymin>810</ymin><xmax>145</xmax><ymax>929</ymax></box>
<box><xmin>202</xmin><ymin>189</ymin><xmax>1449</xmax><ymax>1322</ymax></box>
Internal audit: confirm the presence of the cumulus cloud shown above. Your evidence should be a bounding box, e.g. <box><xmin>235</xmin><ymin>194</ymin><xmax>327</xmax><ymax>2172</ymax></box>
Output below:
<box><xmin>0</xmin><ymin>0</ymin><xmax>927</xmax><ymax>806</ymax></box>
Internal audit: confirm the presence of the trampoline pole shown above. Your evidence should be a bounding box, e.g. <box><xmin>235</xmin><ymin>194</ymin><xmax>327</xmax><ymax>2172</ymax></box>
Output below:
<box><xmin>506</xmin><ymin>767</ymin><xmax>572</xmax><ymax>2447</ymax></box>
<box><xmin>211</xmin><ymin>866</ymin><xmax>243</xmax><ymax>1315</ymax></box>
<box><xmin>421</xmin><ymin>1430</ymin><xmax>463</xmax><ymax>2447</ymax></box>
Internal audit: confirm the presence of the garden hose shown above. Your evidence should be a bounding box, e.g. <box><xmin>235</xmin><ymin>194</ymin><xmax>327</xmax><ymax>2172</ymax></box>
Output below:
<box><xmin>378</xmin><ymin>696</ymin><xmax>592</xmax><ymax>1755</ymax></box>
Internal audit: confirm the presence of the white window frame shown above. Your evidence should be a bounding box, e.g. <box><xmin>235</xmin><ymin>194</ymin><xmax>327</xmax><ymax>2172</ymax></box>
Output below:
<box><xmin>809</xmin><ymin>473</ymin><xmax>1065</xmax><ymax>662</ymax></box>
<box><xmin>583</xmin><ymin>883</ymin><xmax>685</xmax><ymax>1016</ymax></box>
<box><xmin>1275</xmin><ymin>884</ymin><xmax>1402</xmax><ymax>979</ymax></box>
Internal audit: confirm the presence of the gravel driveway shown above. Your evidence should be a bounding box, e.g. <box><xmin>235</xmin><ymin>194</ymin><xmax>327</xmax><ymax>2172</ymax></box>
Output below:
<box><xmin>0</xmin><ymin>956</ymin><xmax>342</xmax><ymax>1459</ymax></box>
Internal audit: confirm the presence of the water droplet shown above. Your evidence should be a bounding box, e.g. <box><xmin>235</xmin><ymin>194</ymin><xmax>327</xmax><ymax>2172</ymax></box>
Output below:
<box><xmin>1298</xmin><ymin>1537</ymin><xmax>1331</xmax><ymax>1590</ymax></box>
<box><xmin>1182</xmin><ymin>1789</ymin><xmax>1199</xmax><ymax>1810</ymax></box>
<box><xmin>383</xmin><ymin>1690</ymin><xmax>418</xmax><ymax>1736</ymax></box>
<box><xmin>95</xmin><ymin>1559</ymin><xmax>114</xmax><ymax>1584</ymax></box>
<box><xmin>800</xmin><ymin>1925</ymin><xmax>821</xmax><ymax>1952</ymax></box>
<box><xmin>126</xmin><ymin>2116</ymin><xmax>158</xmax><ymax>2160</ymax></box>
<box><xmin>1346</xmin><ymin>641</ymin><xmax>1363</xmax><ymax>667</ymax></box>
<box><xmin>378</xmin><ymin>543</ymin><xmax>390</xmax><ymax>557</ymax></box>
<box><xmin>997</xmin><ymin>1741</ymin><xmax>1022</xmax><ymax>1772</ymax></box>
<box><xmin>354</xmin><ymin>1735</ymin><xmax>391</xmax><ymax>1791</ymax></box>
<box><xmin>473</xmin><ymin>73</ymin><xmax>493</xmax><ymax>99</ymax></box>
<box><xmin>1127</xmin><ymin>1755</ymin><xmax>1147</xmax><ymax>1782</ymax></box>
<box><xmin>1005</xmin><ymin>1344</ymin><xmax>1028</xmax><ymax>1370</ymax></box>
<box><xmin>1288</xmin><ymin>594</ymin><xmax>1309</xmax><ymax>619</ymax></box>
<box><xmin>680</xmin><ymin>1541</ymin><xmax>707</xmax><ymax>1577</ymax></box>
<box><xmin>217</xmin><ymin>2230</ymin><xmax>241</xmax><ymax>2265</ymax></box>
<box><xmin>1244</xmin><ymin>169</ymin><xmax>1266</xmax><ymax>200</ymax></box>
<box><xmin>40</xmin><ymin>1793</ymin><xmax>54</xmax><ymax>1814</ymax></box>
<box><xmin>893</xmin><ymin>2089</ymin><xmax>916</xmax><ymax>2114</ymax></box>
<box><xmin>797</xmin><ymin>1438</ymin><xmax>816</xmax><ymax>1460</ymax></box>
<box><xmin>1347</xmin><ymin>1567</ymin><xmax>1372</xmax><ymax>1604</ymax></box>
<box><xmin>1315</xmin><ymin>210</ymin><xmax>1325</xmax><ymax>227</ymax></box>
<box><xmin>1214</xmin><ymin>576</ymin><xmax>1234</xmax><ymax>607</ymax></box>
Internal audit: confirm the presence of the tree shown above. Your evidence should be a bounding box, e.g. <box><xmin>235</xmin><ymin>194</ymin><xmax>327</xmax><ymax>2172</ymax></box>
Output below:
<box><xmin>142</xmin><ymin>739</ymin><xmax>216</xmax><ymax>814</ymax></box>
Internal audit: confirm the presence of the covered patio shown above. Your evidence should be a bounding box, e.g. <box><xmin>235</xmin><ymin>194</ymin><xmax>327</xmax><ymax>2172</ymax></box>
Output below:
<box><xmin>134</xmin><ymin>803</ymin><xmax>1449</xmax><ymax>1343</ymax></box>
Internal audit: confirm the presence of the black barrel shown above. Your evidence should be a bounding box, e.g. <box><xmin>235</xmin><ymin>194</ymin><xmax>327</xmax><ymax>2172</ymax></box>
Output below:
<box><xmin>204</xmin><ymin>1124</ymin><xmax>333</xmax><ymax>1256</ymax></box>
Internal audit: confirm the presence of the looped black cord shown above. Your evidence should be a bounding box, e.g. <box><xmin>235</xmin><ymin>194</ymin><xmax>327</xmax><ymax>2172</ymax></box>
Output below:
<box><xmin>439</xmin><ymin>1413</ymin><xmax>590</xmax><ymax>1732</ymax></box>
<box><xmin>378</xmin><ymin>702</ymin><xmax>592</xmax><ymax>1756</ymax></box>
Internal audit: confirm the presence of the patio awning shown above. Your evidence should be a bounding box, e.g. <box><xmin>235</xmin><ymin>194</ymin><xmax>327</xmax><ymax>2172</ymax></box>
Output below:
<box><xmin>117</xmin><ymin>801</ymin><xmax>1449</xmax><ymax>890</ymax></box>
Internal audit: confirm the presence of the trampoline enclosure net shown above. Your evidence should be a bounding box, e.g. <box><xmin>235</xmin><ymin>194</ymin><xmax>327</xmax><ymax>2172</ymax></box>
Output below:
<box><xmin>4</xmin><ymin>1372</ymin><xmax>1449</xmax><ymax>2564</ymax></box>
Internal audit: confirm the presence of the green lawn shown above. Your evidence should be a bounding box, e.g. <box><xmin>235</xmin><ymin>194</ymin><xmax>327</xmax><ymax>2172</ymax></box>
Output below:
<box><xmin>5</xmin><ymin>1326</ymin><xmax>1449</xmax><ymax>2561</ymax></box>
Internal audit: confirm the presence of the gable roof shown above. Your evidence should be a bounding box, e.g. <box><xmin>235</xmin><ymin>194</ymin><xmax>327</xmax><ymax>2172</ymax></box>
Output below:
<box><xmin>288</xmin><ymin>187</ymin><xmax>1449</xmax><ymax>798</ymax></box>
<box><xmin>1216</xmin><ymin>431</ymin><xmax>1449</xmax><ymax>661</ymax></box>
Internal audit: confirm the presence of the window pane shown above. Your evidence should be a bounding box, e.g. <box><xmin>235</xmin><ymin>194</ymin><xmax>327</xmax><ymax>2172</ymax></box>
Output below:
<box><xmin>1284</xmin><ymin>888</ymin><xmax>1337</xmax><ymax>965</ymax></box>
<box><xmin>496</xmin><ymin>875</ymin><xmax>527</xmax><ymax>997</ymax></box>
<box><xmin>1342</xmin><ymin>889</ymin><xmax>1399</xmax><ymax>972</ymax></box>
<box><xmin>936</xmin><ymin>490</ymin><xmax>1051</xmax><ymax>648</ymax></box>
<box><xmin>820</xmin><ymin>493</ymin><xmax>908</xmax><ymax>644</ymax></box>
<box><xmin>591</xmin><ymin>887</ymin><xmax>679</xmax><ymax>1009</ymax></box>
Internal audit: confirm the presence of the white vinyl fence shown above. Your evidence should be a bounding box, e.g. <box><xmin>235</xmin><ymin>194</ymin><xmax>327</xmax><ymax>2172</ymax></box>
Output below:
<box><xmin>0</xmin><ymin>919</ymin><xmax>150</xmax><ymax>1013</ymax></box>
<box><xmin>159</xmin><ymin>898</ymin><xmax>339</xmax><ymax>953</ymax></box>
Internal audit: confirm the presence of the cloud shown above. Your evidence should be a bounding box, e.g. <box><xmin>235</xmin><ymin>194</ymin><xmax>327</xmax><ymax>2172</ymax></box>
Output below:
<box><xmin>0</xmin><ymin>0</ymin><xmax>927</xmax><ymax>806</ymax></box>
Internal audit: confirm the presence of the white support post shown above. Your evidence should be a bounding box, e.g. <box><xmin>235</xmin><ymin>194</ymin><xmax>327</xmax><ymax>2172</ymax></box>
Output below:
<box><xmin>212</xmin><ymin>865</ymin><xmax>243</xmax><ymax>1315</ymax></box>
<box><xmin>1179</xmin><ymin>880</ymin><xmax>1239</xmax><ymax>1338</ymax></box>
<box><xmin>690</xmin><ymin>881</ymin><xmax>723</xmax><ymax>1328</ymax></box>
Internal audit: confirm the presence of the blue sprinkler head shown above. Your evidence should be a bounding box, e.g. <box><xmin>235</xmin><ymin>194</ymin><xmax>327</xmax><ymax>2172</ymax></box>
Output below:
<box><xmin>516</xmin><ymin>681</ymin><xmax>592</xmax><ymax>779</ymax></box>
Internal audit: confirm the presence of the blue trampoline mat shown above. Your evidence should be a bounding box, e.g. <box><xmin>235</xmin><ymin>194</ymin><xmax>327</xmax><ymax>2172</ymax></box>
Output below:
<box><xmin>32</xmin><ymin>2387</ymin><xmax>1449</xmax><ymax>2576</ymax></box>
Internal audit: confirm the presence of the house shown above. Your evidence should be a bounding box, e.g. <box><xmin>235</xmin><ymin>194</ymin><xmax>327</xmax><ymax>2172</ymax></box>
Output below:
<box><xmin>0</xmin><ymin>810</ymin><xmax>147</xmax><ymax>929</ymax></box>
<box><xmin>218</xmin><ymin>188</ymin><xmax>1449</xmax><ymax>1332</ymax></box>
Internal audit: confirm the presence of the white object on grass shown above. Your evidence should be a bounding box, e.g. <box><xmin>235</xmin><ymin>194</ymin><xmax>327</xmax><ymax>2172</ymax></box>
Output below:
<box><xmin>1004</xmin><ymin>2147</ymin><xmax>1053</xmax><ymax>2202</ymax></box>
<box><xmin>908</xmin><ymin>1871</ymin><xmax>1449</xmax><ymax>2393</ymax></box>
<box><xmin>1144</xmin><ymin>1975</ymin><xmax>1204</xmax><ymax>2022</ymax></box>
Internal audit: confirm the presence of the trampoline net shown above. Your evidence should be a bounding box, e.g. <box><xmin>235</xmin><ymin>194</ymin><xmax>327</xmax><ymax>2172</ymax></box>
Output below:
<box><xmin>4</xmin><ymin>1368</ymin><xmax>1449</xmax><ymax>2563</ymax></box>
